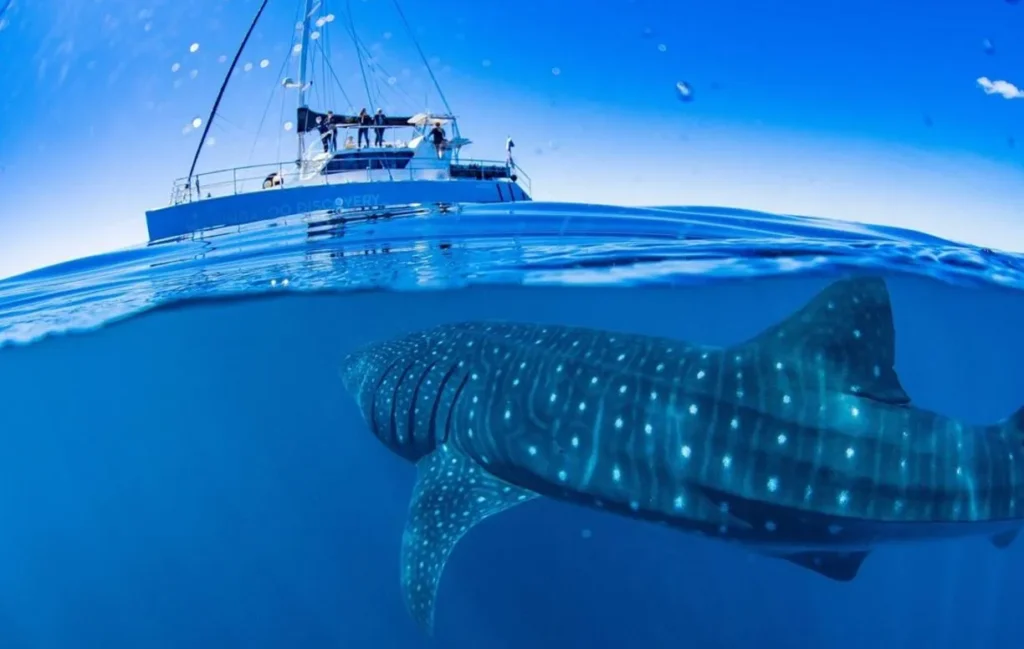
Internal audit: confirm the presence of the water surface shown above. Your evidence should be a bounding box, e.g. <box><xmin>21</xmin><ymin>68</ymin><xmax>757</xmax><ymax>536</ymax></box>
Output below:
<box><xmin>0</xmin><ymin>203</ymin><xmax>1022</xmax><ymax>649</ymax></box>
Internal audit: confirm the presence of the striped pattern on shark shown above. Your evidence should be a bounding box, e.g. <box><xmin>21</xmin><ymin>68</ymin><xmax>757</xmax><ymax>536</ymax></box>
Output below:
<box><xmin>340</xmin><ymin>277</ymin><xmax>1024</xmax><ymax>635</ymax></box>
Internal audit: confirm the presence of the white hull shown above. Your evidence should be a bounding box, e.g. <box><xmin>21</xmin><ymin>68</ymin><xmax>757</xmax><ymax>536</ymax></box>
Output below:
<box><xmin>145</xmin><ymin>177</ymin><xmax>530</xmax><ymax>241</ymax></box>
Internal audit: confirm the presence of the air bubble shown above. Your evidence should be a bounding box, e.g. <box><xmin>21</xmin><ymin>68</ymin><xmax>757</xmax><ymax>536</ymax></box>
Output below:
<box><xmin>676</xmin><ymin>81</ymin><xmax>694</xmax><ymax>102</ymax></box>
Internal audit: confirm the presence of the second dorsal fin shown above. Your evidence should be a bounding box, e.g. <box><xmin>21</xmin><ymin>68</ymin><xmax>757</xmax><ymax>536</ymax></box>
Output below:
<box><xmin>737</xmin><ymin>276</ymin><xmax>910</xmax><ymax>405</ymax></box>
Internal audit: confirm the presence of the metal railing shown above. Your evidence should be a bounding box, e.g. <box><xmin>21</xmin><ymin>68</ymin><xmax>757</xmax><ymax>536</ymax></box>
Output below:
<box><xmin>169</xmin><ymin>155</ymin><xmax>530</xmax><ymax>205</ymax></box>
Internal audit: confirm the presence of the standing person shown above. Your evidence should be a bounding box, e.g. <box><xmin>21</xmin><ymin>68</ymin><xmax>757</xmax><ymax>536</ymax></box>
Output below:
<box><xmin>373</xmin><ymin>108</ymin><xmax>387</xmax><ymax>147</ymax></box>
<box><xmin>318</xmin><ymin>111</ymin><xmax>336</xmax><ymax>153</ymax></box>
<box><xmin>505</xmin><ymin>134</ymin><xmax>515</xmax><ymax>168</ymax></box>
<box><xmin>357</xmin><ymin>108</ymin><xmax>371</xmax><ymax>148</ymax></box>
<box><xmin>429</xmin><ymin>121</ymin><xmax>446</xmax><ymax>158</ymax></box>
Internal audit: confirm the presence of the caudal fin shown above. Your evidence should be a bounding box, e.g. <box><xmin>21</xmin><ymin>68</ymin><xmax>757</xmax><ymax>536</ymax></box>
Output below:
<box><xmin>986</xmin><ymin>405</ymin><xmax>1024</xmax><ymax>551</ymax></box>
<box><xmin>999</xmin><ymin>405</ymin><xmax>1024</xmax><ymax>443</ymax></box>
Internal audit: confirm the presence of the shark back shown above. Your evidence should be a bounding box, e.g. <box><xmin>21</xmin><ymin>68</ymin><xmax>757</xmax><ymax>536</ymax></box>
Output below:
<box><xmin>339</xmin><ymin>277</ymin><xmax>1024</xmax><ymax>635</ymax></box>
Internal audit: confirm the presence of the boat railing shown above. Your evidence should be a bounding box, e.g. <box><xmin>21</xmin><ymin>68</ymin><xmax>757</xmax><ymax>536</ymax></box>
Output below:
<box><xmin>510</xmin><ymin>163</ymin><xmax>532</xmax><ymax>194</ymax></box>
<box><xmin>169</xmin><ymin>156</ymin><xmax>529</xmax><ymax>204</ymax></box>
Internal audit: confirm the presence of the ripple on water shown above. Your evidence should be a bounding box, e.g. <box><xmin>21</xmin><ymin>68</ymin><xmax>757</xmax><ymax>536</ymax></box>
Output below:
<box><xmin>0</xmin><ymin>203</ymin><xmax>1021</xmax><ymax>347</ymax></box>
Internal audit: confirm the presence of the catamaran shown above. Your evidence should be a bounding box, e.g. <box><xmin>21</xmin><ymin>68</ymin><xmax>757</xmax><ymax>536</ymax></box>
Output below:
<box><xmin>145</xmin><ymin>0</ymin><xmax>532</xmax><ymax>243</ymax></box>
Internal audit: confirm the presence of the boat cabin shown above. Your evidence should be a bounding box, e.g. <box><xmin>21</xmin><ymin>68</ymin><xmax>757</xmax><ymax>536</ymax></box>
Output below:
<box><xmin>295</xmin><ymin>107</ymin><xmax>513</xmax><ymax>183</ymax></box>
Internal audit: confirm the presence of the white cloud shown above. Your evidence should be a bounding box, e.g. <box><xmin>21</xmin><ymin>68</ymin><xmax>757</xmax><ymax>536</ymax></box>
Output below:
<box><xmin>977</xmin><ymin>76</ymin><xmax>1024</xmax><ymax>99</ymax></box>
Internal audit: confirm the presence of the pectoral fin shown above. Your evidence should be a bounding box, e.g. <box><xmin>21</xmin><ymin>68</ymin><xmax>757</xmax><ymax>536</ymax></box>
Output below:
<box><xmin>771</xmin><ymin>549</ymin><xmax>871</xmax><ymax>582</ymax></box>
<box><xmin>990</xmin><ymin>529</ymin><xmax>1019</xmax><ymax>549</ymax></box>
<box><xmin>401</xmin><ymin>443</ymin><xmax>537</xmax><ymax>635</ymax></box>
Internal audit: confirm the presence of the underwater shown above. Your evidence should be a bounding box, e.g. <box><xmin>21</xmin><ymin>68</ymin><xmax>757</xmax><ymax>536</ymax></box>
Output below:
<box><xmin>3</xmin><ymin>0</ymin><xmax>1024</xmax><ymax>648</ymax></box>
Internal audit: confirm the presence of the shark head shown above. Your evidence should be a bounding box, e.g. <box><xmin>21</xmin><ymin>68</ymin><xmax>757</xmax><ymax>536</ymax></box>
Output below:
<box><xmin>339</xmin><ymin>332</ymin><xmax>456</xmax><ymax>463</ymax></box>
<box><xmin>339</xmin><ymin>345</ymin><xmax>373</xmax><ymax>396</ymax></box>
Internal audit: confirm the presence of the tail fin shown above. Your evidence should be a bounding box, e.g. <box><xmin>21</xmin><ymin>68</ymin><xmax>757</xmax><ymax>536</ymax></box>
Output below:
<box><xmin>998</xmin><ymin>405</ymin><xmax>1024</xmax><ymax>445</ymax></box>
<box><xmin>987</xmin><ymin>406</ymin><xmax>1024</xmax><ymax>551</ymax></box>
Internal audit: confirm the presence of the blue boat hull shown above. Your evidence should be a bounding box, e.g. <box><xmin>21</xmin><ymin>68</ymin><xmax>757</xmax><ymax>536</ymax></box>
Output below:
<box><xmin>145</xmin><ymin>179</ymin><xmax>531</xmax><ymax>242</ymax></box>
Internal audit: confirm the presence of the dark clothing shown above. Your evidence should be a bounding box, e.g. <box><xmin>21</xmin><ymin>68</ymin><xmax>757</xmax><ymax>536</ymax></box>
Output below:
<box><xmin>373</xmin><ymin>113</ymin><xmax>386</xmax><ymax>147</ymax></box>
<box><xmin>358</xmin><ymin>112</ymin><xmax>371</xmax><ymax>148</ymax></box>
<box><xmin>429</xmin><ymin>125</ymin><xmax>446</xmax><ymax>158</ymax></box>
<box><xmin>317</xmin><ymin>116</ymin><xmax>336</xmax><ymax>152</ymax></box>
<box><xmin>318</xmin><ymin>127</ymin><xmax>335</xmax><ymax>153</ymax></box>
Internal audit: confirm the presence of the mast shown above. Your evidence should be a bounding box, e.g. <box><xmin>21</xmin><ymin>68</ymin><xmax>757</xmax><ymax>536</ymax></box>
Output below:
<box><xmin>296</xmin><ymin>0</ymin><xmax>316</xmax><ymax>161</ymax></box>
<box><xmin>186</xmin><ymin>0</ymin><xmax>271</xmax><ymax>193</ymax></box>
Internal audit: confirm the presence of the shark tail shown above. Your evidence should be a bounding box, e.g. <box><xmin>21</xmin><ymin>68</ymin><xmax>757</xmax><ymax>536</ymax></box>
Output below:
<box><xmin>996</xmin><ymin>405</ymin><xmax>1024</xmax><ymax>442</ymax></box>
<box><xmin>983</xmin><ymin>405</ymin><xmax>1024</xmax><ymax>551</ymax></box>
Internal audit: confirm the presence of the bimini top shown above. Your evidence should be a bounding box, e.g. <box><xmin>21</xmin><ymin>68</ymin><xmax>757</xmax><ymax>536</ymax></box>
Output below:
<box><xmin>295</xmin><ymin>107</ymin><xmax>455</xmax><ymax>132</ymax></box>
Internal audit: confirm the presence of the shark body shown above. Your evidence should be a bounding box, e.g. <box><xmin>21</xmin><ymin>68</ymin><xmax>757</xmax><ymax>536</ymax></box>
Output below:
<box><xmin>340</xmin><ymin>277</ymin><xmax>1024</xmax><ymax>634</ymax></box>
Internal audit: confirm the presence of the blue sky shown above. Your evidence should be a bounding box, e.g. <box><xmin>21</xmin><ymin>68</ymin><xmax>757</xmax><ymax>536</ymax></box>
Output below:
<box><xmin>1</xmin><ymin>0</ymin><xmax>1024</xmax><ymax>277</ymax></box>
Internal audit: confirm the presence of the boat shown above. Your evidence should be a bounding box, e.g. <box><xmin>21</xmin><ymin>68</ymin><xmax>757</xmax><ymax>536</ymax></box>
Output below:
<box><xmin>145</xmin><ymin>0</ymin><xmax>532</xmax><ymax>243</ymax></box>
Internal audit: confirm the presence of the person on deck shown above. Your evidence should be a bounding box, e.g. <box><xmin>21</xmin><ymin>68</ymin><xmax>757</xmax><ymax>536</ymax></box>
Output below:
<box><xmin>429</xmin><ymin>121</ymin><xmax>446</xmax><ymax>159</ymax></box>
<box><xmin>357</xmin><ymin>108</ymin><xmax>371</xmax><ymax>148</ymax></box>
<box><xmin>318</xmin><ymin>111</ymin><xmax>336</xmax><ymax>153</ymax></box>
<box><xmin>505</xmin><ymin>135</ymin><xmax>515</xmax><ymax>168</ymax></box>
<box><xmin>373</xmin><ymin>108</ymin><xmax>387</xmax><ymax>147</ymax></box>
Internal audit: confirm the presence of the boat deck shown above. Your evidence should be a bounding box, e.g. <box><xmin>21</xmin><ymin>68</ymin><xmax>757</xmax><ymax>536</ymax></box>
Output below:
<box><xmin>170</xmin><ymin>155</ymin><xmax>530</xmax><ymax>206</ymax></box>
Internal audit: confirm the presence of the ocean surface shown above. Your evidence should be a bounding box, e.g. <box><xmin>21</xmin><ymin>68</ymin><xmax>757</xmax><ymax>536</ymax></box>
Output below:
<box><xmin>1</xmin><ymin>202</ymin><xmax>1024</xmax><ymax>649</ymax></box>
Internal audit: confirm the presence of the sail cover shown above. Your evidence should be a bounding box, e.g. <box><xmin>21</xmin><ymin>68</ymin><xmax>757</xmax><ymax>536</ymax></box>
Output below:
<box><xmin>296</xmin><ymin>107</ymin><xmax>416</xmax><ymax>132</ymax></box>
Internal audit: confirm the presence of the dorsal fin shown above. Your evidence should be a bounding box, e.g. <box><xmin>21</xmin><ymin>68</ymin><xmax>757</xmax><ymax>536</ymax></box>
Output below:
<box><xmin>739</xmin><ymin>277</ymin><xmax>910</xmax><ymax>405</ymax></box>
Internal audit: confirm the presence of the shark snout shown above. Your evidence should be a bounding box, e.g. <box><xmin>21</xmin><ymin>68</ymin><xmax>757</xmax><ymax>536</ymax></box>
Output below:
<box><xmin>339</xmin><ymin>348</ymin><xmax>370</xmax><ymax>395</ymax></box>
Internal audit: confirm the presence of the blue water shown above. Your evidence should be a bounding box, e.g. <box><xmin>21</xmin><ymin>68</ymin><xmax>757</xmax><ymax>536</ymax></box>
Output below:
<box><xmin>1</xmin><ymin>203</ymin><xmax>1024</xmax><ymax>649</ymax></box>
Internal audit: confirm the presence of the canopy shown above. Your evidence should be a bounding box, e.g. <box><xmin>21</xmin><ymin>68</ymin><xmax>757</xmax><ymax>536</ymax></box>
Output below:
<box><xmin>296</xmin><ymin>107</ymin><xmax>416</xmax><ymax>133</ymax></box>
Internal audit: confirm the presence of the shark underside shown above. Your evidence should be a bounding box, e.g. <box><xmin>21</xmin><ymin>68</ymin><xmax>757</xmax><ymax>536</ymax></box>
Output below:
<box><xmin>340</xmin><ymin>276</ymin><xmax>1024</xmax><ymax>634</ymax></box>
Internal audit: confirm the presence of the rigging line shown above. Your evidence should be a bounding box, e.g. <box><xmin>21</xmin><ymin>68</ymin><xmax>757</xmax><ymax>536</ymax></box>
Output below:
<box><xmin>345</xmin><ymin>0</ymin><xmax>375</xmax><ymax>108</ymax></box>
<box><xmin>322</xmin><ymin>1</ymin><xmax>334</xmax><ymax>110</ymax></box>
<box><xmin>210</xmin><ymin>112</ymin><xmax>245</xmax><ymax>132</ymax></box>
<box><xmin>359</xmin><ymin>57</ymin><xmax>420</xmax><ymax>110</ymax></box>
<box><xmin>249</xmin><ymin>49</ymin><xmax>295</xmax><ymax>165</ymax></box>
<box><xmin>315</xmin><ymin>37</ymin><xmax>355</xmax><ymax>110</ymax></box>
<box><xmin>345</xmin><ymin>30</ymin><xmax>384</xmax><ymax>106</ymax></box>
<box><xmin>320</xmin><ymin>27</ymin><xmax>330</xmax><ymax>109</ymax></box>
<box><xmin>187</xmin><ymin>0</ymin><xmax>271</xmax><ymax>186</ymax></box>
<box><xmin>391</xmin><ymin>0</ymin><xmax>452</xmax><ymax>116</ymax></box>
<box><xmin>276</xmin><ymin>84</ymin><xmax>288</xmax><ymax>162</ymax></box>
<box><xmin>363</xmin><ymin>49</ymin><xmax>387</xmax><ymax>109</ymax></box>
<box><xmin>266</xmin><ymin>0</ymin><xmax>305</xmax><ymax>165</ymax></box>
<box><xmin>352</xmin><ymin>37</ymin><xmax>417</xmax><ymax>110</ymax></box>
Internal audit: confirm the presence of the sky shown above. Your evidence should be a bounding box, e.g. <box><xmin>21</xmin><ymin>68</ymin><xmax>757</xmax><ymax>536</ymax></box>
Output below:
<box><xmin>1</xmin><ymin>0</ymin><xmax>1024</xmax><ymax>278</ymax></box>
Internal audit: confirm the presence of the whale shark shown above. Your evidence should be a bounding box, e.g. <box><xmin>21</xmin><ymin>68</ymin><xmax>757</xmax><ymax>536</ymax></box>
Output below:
<box><xmin>339</xmin><ymin>276</ymin><xmax>1024</xmax><ymax>635</ymax></box>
